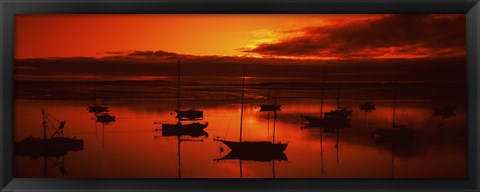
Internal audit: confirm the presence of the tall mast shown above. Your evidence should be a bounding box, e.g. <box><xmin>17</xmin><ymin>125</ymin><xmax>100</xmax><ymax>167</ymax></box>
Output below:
<box><xmin>178</xmin><ymin>137</ymin><xmax>181</xmax><ymax>178</ymax></box>
<box><xmin>267</xmin><ymin>79</ymin><xmax>271</xmax><ymax>136</ymax></box>
<box><xmin>336</xmin><ymin>87</ymin><xmax>340</xmax><ymax>109</ymax></box>
<box><xmin>273</xmin><ymin>90</ymin><xmax>277</xmax><ymax>143</ymax></box>
<box><xmin>392</xmin><ymin>82</ymin><xmax>396</xmax><ymax>128</ymax></box>
<box><xmin>320</xmin><ymin>127</ymin><xmax>325</xmax><ymax>175</ymax></box>
<box><xmin>391</xmin><ymin>82</ymin><xmax>397</xmax><ymax>177</ymax></box>
<box><xmin>336</xmin><ymin>128</ymin><xmax>339</xmax><ymax>164</ymax></box>
<box><xmin>102</xmin><ymin>124</ymin><xmax>105</xmax><ymax>149</ymax></box>
<box><xmin>177</xmin><ymin>60</ymin><xmax>181</xmax><ymax>112</ymax></box>
<box><xmin>239</xmin><ymin>64</ymin><xmax>246</xmax><ymax>143</ymax></box>
<box><xmin>42</xmin><ymin>108</ymin><xmax>47</xmax><ymax>140</ymax></box>
<box><xmin>320</xmin><ymin>71</ymin><xmax>325</xmax><ymax>118</ymax></box>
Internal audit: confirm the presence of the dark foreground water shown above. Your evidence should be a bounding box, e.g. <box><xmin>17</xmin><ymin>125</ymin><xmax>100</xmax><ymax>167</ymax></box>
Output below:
<box><xmin>14</xmin><ymin>84</ymin><xmax>466</xmax><ymax>178</ymax></box>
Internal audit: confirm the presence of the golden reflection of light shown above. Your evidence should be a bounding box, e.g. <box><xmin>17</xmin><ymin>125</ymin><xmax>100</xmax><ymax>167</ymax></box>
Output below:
<box><xmin>14</xmin><ymin>97</ymin><xmax>467</xmax><ymax>178</ymax></box>
<box><xmin>239</xmin><ymin>76</ymin><xmax>256</xmax><ymax>79</ymax></box>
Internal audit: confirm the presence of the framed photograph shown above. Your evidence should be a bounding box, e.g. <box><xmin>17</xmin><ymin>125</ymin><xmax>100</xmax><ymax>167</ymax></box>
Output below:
<box><xmin>1</xmin><ymin>0</ymin><xmax>479</xmax><ymax>191</ymax></box>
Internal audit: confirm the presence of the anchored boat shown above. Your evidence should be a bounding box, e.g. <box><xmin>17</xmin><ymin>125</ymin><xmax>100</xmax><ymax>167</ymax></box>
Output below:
<box><xmin>215</xmin><ymin>64</ymin><xmax>288</xmax><ymax>154</ymax></box>
<box><xmin>160</xmin><ymin>60</ymin><xmax>208</xmax><ymax>136</ymax></box>
<box><xmin>15</xmin><ymin>108</ymin><xmax>84</xmax><ymax>158</ymax></box>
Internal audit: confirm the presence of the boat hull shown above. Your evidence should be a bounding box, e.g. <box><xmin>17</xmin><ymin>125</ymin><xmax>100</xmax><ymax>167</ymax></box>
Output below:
<box><xmin>216</xmin><ymin>139</ymin><xmax>287</xmax><ymax>154</ymax></box>
<box><xmin>324</xmin><ymin>108</ymin><xmax>353</xmax><ymax>118</ymax></box>
<box><xmin>88</xmin><ymin>105</ymin><xmax>109</xmax><ymax>113</ymax></box>
<box><xmin>259</xmin><ymin>105</ymin><xmax>281</xmax><ymax>112</ymax></box>
<box><xmin>96</xmin><ymin>114</ymin><xmax>116</xmax><ymax>123</ymax></box>
<box><xmin>161</xmin><ymin>122</ymin><xmax>208</xmax><ymax>137</ymax></box>
<box><xmin>215</xmin><ymin>150</ymin><xmax>287</xmax><ymax>162</ymax></box>
<box><xmin>15</xmin><ymin>137</ymin><xmax>84</xmax><ymax>158</ymax></box>
<box><xmin>359</xmin><ymin>103</ymin><xmax>376</xmax><ymax>111</ymax></box>
<box><xmin>433</xmin><ymin>107</ymin><xmax>456</xmax><ymax>118</ymax></box>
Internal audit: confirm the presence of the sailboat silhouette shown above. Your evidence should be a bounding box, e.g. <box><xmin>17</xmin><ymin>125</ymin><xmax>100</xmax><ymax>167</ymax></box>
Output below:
<box><xmin>88</xmin><ymin>82</ymin><xmax>109</xmax><ymax>114</ymax></box>
<box><xmin>15</xmin><ymin>108</ymin><xmax>84</xmax><ymax>158</ymax></box>
<box><xmin>160</xmin><ymin>60</ymin><xmax>208</xmax><ymax>136</ymax></box>
<box><xmin>15</xmin><ymin>108</ymin><xmax>84</xmax><ymax>177</ymax></box>
<box><xmin>215</xmin><ymin>105</ymin><xmax>288</xmax><ymax>162</ymax></box>
<box><xmin>301</xmin><ymin>71</ymin><xmax>350</xmax><ymax>128</ymax></box>
<box><xmin>215</xmin><ymin>64</ymin><xmax>288</xmax><ymax>155</ymax></box>
<box><xmin>259</xmin><ymin>87</ymin><xmax>281</xmax><ymax>112</ymax></box>
<box><xmin>215</xmin><ymin>98</ymin><xmax>287</xmax><ymax>178</ymax></box>
<box><xmin>323</xmin><ymin>87</ymin><xmax>352</xmax><ymax>118</ymax></box>
<box><xmin>175</xmin><ymin>60</ymin><xmax>204</xmax><ymax>121</ymax></box>
<box><xmin>373</xmin><ymin>82</ymin><xmax>414</xmax><ymax>142</ymax></box>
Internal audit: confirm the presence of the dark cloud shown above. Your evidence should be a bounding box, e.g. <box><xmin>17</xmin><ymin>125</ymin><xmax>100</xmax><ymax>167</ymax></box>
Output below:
<box><xmin>245</xmin><ymin>14</ymin><xmax>466</xmax><ymax>58</ymax></box>
<box><xmin>128</xmin><ymin>50</ymin><xmax>180</xmax><ymax>57</ymax></box>
<box><xmin>14</xmin><ymin>52</ymin><xmax>466</xmax><ymax>83</ymax></box>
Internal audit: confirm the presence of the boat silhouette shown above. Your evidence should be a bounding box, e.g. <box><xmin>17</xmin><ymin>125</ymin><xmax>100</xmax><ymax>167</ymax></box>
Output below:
<box><xmin>259</xmin><ymin>104</ymin><xmax>281</xmax><ymax>112</ymax></box>
<box><xmin>259</xmin><ymin>89</ymin><xmax>281</xmax><ymax>112</ymax></box>
<box><xmin>15</xmin><ymin>108</ymin><xmax>84</xmax><ymax>158</ymax></box>
<box><xmin>215</xmin><ymin>64</ymin><xmax>288</xmax><ymax>154</ymax></box>
<box><xmin>175</xmin><ymin>60</ymin><xmax>204</xmax><ymax>121</ymax></box>
<box><xmin>433</xmin><ymin>106</ymin><xmax>456</xmax><ymax>119</ymax></box>
<box><xmin>88</xmin><ymin>82</ymin><xmax>110</xmax><ymax>114</ymax></box>
<box><xmin>215</xmin><ymin>149</ymin><xmax>287</xmax><ymax>162</ymax></box>
<box><xmin>161</xmin><ymin>122</ymin><xmax>209</xmax><ymax>137</ymax></box>
<box><xmin>324</xmin><ymin>108</ymin><xmax>352</xmax><ymax>118</ymax></box>
<box><xmin>359</xmin><ymin>102</ymin><xmax>376</xmax><ymax>111</ymax></box>
<box><xmin>159</xmin><ymin>60</ymin><xmax>208</xmax><ymax>135</ymax></box>
<box><xmin>359</xmin><ymin>96</ymin><xmax>376</xmax><ymax>128</ymax></box>
<box><xmin>301</xmin><ymin>71</ymin><xmax>350</xmax><ymax>128</ymax></box>
<box><xmin>214</xmin><ymin>148</ymin><xmax>286</xmax><ymax>178</ymax></box>
<box><xmin>215</xmin><ymin>140</ymin><xmax>287</xmax><ymax>154</ymax></box>
<box><xmin>374</xmin><ymin>95</ymin><xmax>415</xmax><ymax>179</ymax></box>
<box><xmin>96</xmin><ymin>112</ymin><xmax>116</xmax><ymax>124</ymax></box>
<box><xmin>373</xmin><ymin>82</ymin><xmax>414</xmax><ymax>143</ymax></box>
<box><xmin>432</xmin><ymin>106</ymin><xmax>456</xmax><ymax>129</ymax></box>
<box><xmin>215</xmin><ymin>115</ymin><xmax>287</xmax><ymax>178</ymax></box>
<box><xmin>176</xmin><ymin>109</ymin><xmax>203</xmax><ymax>121</ymax></box>
<box><xmin>323</xmin><ymin>87</ymin><xmax>352</xmax><ymax>118</ymax></box>
<box><xmin>88</xmin><ymin>103</ymin><xmax>109</xmax><ymax>114</ymax></box>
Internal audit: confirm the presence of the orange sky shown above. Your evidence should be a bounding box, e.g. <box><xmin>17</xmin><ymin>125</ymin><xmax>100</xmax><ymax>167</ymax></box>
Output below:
<box><xmin>15</xmin><ymin>14</ymin><xmax>386</xmax><ymax>59</ymax></box>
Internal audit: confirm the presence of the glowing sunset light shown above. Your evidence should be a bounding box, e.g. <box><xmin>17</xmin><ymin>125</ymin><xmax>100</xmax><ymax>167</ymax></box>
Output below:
<box><xmin>13</xmin><ymin>14</ymin><xmax>467</xmax><ymax>178</ymax></box>
<box><xmin>15</xmin><ymin>14</ymin><xmax>464</xmax><ymax>60</ymax></box>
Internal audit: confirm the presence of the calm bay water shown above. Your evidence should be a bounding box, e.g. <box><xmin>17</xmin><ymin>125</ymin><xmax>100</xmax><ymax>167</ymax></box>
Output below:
<box><xmin>14</xmin><ymin>85</ymin><xmax>466</xmax><ymax>178</ymax></box>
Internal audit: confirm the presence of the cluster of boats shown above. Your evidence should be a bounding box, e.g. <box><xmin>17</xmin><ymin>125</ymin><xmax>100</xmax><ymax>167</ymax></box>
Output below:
<box><xmin>88</xmin><ymin>103</ymin><xmax>116</xmax><ymax>124</ymax></box>
<box><xmin>153</xmin><ymin>62</ymin><xmax>458</xmax><ymax>171</ymax></box>
<box><xmin>154</xmin><ymin>62</ymin><xmax>288</xmax><ymax>175</ymax></box>
<box><xmin>155</xmin><ymin>61</ymin><xmax>208</xmax><ymax>138</ymax></box>
<box><xmin>14</xmin><ymin>60</ymin><xmax>458</xmax><ymax>178</ymax></box>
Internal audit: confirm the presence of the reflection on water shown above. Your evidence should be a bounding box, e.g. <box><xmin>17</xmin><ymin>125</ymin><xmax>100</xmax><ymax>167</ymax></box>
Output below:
<box><xmin>14</xmin><ymin>85</ymin><xmax>466</xmax><ymax>178</ymax></box>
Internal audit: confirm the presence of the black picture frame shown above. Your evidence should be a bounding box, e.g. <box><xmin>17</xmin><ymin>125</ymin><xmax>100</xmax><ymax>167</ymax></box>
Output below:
<box><xmin>1</xmin><ymin>0</ymin><xmax>479</xmax><ymax>191</ymax></box>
